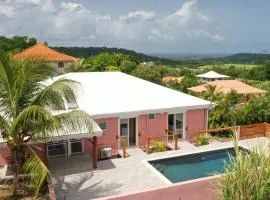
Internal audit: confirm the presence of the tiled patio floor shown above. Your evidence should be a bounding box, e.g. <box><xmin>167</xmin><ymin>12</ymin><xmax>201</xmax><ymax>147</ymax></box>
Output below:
<box><xmin>50</xmin><ymin>137</ymin><xmax>269</xmax><ymax>200</ymax></box>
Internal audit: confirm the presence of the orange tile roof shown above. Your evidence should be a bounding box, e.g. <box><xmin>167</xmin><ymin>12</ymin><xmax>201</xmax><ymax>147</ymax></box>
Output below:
<box><xmin>162</xmin><ymin>76</ymin><xmax>176</xmax><ymax>82</ymax></box>
<box><xmin>188</xmin><ymin>80</ymin><xmax>267</xmax><ymax>95</ymax></box>
<box><xmin>13</xmin><ymin>43</ymin><xmax>78</xmax><ymax>62</ymax></box>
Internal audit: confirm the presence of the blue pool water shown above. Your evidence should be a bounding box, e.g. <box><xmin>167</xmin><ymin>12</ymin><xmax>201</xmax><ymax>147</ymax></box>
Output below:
<box><xmin>149</xmin><ymin>148</ymin><xmax>241</xmax><ymax>183</ymax></box>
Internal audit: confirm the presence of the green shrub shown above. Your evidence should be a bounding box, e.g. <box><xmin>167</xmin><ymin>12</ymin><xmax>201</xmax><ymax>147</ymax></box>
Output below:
<box><xmin>198</xmin><ymin>134</ymin><xmax>210</xmax><ymax>146</ymax></box>
<box><xmin>149</xmin><ymin>140</ymin><xmax>166</xmax><ymax>153</ymax></box>
<box><xmin>220</xmin><ymin>141</ymin><xmax>270</xmax><ymax>199</ymax></box>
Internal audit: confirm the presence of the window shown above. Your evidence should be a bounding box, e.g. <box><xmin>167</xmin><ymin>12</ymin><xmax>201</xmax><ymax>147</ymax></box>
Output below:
<box><xmin>58</xmin><ymin>62</ymin><xmax>64</xmax><ymax>68</ymax></box>
<box><xmin>70</xmin><ymin>139</ymin><xmax>83</xmax><ymax>154</ymax></box>
<box><xmin>47</xmin><ymin>140</ymin><xmax>67</xmax><ymax>157</ymax></box>
<box><xmin>99</xmin><ymin>122</ymin><xmax>107</xmax><ymax>130</ymax></box>
<box><xmin>148</xmin><ymin>114</ymin><xmax>156</xmax><ymax>120</ymax></box>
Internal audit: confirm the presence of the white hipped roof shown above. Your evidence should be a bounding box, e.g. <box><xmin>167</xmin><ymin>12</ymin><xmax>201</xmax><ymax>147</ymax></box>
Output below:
<box><xmin>197</xmin><ymin>71</ymin><xmax>229</xmax><ymax>79</ymax></box>
<box><xmin>49</xmin><ymin>72</ymin><xmax>214</xmax><ymax>119</ymax></box>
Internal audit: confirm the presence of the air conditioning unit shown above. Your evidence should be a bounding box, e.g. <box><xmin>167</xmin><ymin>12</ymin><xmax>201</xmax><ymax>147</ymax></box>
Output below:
<box><xmin>101</xmin><ymin>147</ymin><xmax>112</xmax><ymax>159</ymax></box>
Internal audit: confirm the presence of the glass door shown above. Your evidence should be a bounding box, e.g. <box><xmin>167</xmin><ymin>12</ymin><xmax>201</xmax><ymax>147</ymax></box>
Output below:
<box><xmin>120</xmin><ymin>119</ymin><xmax>129</xmax><ymax>147</ymax></box>
<box><xmin>175</xmin><ymin>113</ymin><xmax>184</xmax><ymax>139</ymax></box>
<box><xmin>168</xmin><ymin>113</ymin><xmax>184</xmax><ymax>140</ymax></box>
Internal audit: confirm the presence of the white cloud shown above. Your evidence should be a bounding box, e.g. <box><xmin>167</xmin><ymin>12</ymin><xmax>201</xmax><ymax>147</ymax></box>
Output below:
<box><xmin>211</xmin><ymin>34</ymin><xmax>225</xmax><ymax>42</ymax></box>
<box><xmin>0</xmin><ymin>0</ymin><xmax>224</xmax><ymax>49</ymax></box>
<box><xmin>120</xmin><ymin>11</ymin><xmax>155</xmax><ymax>23</ymax></box>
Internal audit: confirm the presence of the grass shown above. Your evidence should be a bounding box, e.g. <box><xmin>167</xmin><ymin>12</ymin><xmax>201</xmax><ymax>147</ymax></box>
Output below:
<box><xmin>247</xmin><ymin>80</ymin><xmax>270</xmax><ymax>92</ymax></box>
<box><xmin>199</xmin><ymin>63</ymin><xmax>258</xmax><ymax>70</ymax></box>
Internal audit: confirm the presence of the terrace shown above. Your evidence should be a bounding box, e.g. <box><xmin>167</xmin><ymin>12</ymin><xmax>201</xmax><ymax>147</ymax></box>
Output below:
<box><xmin>50</xmin><ymin>137</ymin><xmax>268</xmax><ymax>200</ymax></box>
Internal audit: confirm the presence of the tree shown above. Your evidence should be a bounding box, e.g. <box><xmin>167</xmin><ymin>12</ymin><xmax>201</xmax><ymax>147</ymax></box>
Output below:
<box><xmin>0</xmin><ymin>55</ymin><xmax>95</xmax><ymax>197</ymax></box>
<box><xmin>119</xmin><ymin>60</ymin><xmax>137</xmax><ymax>74</ymax></box>
<box><xmin>202</xmin><ymin>84</ymin><xmax>223</xmax><ymax>103</ymax></box>
<box><xmin>166</xmin><ymin>74</ymin><xmax>199</xmax><ymax>93</ymax></box>
<box><xmin>65</xmin><ymin>58</ymin><xmax>91</xmax><ymax>72</ymax></box>
<box><xmin>132</xmin><ymin>66</ymin><xmax>161</xmax><ymax>84</ymax></box>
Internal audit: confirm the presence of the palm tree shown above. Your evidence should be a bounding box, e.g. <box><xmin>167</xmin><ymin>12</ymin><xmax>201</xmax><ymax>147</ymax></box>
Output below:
<box><xmin>65</xmin><ymin>58</ymin><xmax>91</xmax><ymax>72</ymax></box>
<box><xmin>0</xmin><ymin>54</ymin><xmax>95</xmax><ymax>197</ymax></box>
<box><xmin>202</xmin><ymin>84</ymin><xmax>223</xmax><ymax>103</ymax></box>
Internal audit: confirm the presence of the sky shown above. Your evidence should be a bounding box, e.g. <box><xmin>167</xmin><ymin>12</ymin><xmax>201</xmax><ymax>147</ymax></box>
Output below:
<box><xmin>0</xmin><ymin>0</ymin><xmax>270</xmax><ymax>54</ymax></box>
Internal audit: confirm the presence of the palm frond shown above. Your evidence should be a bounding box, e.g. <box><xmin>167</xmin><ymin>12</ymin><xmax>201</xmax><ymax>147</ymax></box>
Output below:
<box><xmin>10</xmin><ymin>105</ymin><xmax>59</xmax><ymax>140</ymax></box>
<box><xmin>23</xmin><ymin>145</ymin><xmax>49</xmax><ymax>197</ymax></box>
<box><xmin>0</xmin><ymin>54</ymin><xmax>16</xmax><ymax>119</ymax></box>
<box><xmin>33</xmin><ymin>78</ymin><xmax>79</xmax><ymax>111</ymax></box>
<box><xmin>52</xmin><ymin>110</ymin><xmax>96</xmax><ymax>137</ymax></box>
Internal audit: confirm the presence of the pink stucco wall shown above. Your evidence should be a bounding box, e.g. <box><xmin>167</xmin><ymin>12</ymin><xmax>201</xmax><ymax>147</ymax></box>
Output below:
<box><xmin>186</xmin><ymin>109</ymin><xmax>208</xmax><ymax>140</ymax></box>
<box><xmin>138</xmin><ymin>113</ymin><xmax>168</xmax><ymax>148</ymax></box>
<box><xmin>0</xmin><ymin>147</ymin><xmax>10</xmax><ymax>166</ymax></box>
<box><xmin>97</xmin><ymin>176</ymin><xmax>219</xmax><ymax>200</ymax></box>
<box><xmin>87</xmin><ymin>117</ymin><xmax>119</xmax><ymax>158</ymax></box>
<box><xmin>0</xmin><ymin>144</ymin><xmax>47</xmax><ymax>166</ymax></box>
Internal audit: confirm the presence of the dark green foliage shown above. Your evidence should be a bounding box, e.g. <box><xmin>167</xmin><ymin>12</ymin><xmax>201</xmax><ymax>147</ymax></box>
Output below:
<box><xmin>0</xmin><ymin>36</ymin><xmax>37</xmax><ymax>54</ymax></box>
<box><xmin>132</xmin><ymin>66</ymin><xmax>161</xmax><ymax>84</ymax></box>
<box><xmin>53</xmin><ymin>46</ymin><xmax>182</xmax><ymax>65</ymax></box>
<box><xmin>167</xmin><ymin>74</ymin><xmax>199</xmax><ymax>93</ymax></box>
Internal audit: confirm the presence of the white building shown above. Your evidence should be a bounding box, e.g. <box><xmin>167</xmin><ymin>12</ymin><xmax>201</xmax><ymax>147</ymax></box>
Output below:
<box><xmin>197</xmin><ymin>71</ymin><xmax>229</xmax><ymax>82</ymax></box>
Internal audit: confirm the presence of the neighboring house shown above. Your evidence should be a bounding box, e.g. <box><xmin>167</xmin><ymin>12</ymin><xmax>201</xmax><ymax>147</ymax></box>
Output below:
<box><xmin>0</xmin><ymin>72</ymin><xmax>213</xmax><ymax>168</ymax></box>
<box><xmin>188</xmin><ymin>80</ymin><xmax>267</xmax><ymax>96</ymax></box>
<box><xmin>197</xmin><ymin>71</ymin><xmax>229</xmax><ymax>82</ymax></box>
<box><xmin>162</xmin><ymin>76</ymin><xmax>184</xmax><ymax>83</ymax></box>
<box><xmin>13</xmin><ymin>43</ymin><xmax>78</xmax><ymax>73</ymax></box>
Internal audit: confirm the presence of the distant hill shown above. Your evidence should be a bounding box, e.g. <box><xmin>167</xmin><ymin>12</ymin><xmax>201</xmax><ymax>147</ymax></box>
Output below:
<box><xmin>53</xmin><ymin>46</ymin><xmax>182</xmax><ymax>66</ymax></box>
<box><xmin>218</xmin><ymin>53</ymin><xmax>270</xmax><ymax>64</ymax></box>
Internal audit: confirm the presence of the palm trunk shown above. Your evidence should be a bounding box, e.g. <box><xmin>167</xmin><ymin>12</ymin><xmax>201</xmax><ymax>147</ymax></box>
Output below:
<box><xmin>11</xmin><ymin>148</ymin><xmax>20</xmax><ymax>197</ymax></box>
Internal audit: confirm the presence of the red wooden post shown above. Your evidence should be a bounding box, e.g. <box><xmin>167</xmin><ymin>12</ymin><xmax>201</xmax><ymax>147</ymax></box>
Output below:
<box><xmin>147</xmin><ymin>137</ymin><xmax>151</xmax><ymax>154</ymax></box>
<box><xmin>122</xmin><ymin>139</ymin><xmax>126</xmax><ymax>158</ymax></box>
<box><xmin>174</xmin><ymin>134</ymin><xmax>178</xmax><ymax>150</ymax></box>
<box><xmin>93</xmin><ymin>136</ymin><xmax>97</xmax><ymax>169</ymax></box>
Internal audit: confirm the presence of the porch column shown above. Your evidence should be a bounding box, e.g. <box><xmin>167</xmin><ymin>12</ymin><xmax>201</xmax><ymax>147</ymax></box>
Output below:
<box><xmin>93</xmin><ymin>136</ymin><xmax>97</xmax><ymax>169</ymax></box>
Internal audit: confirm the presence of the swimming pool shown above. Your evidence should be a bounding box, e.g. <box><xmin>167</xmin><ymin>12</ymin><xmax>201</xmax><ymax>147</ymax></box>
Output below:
<box><xmin>149</xmin><ymin>147</ymin><xmax>245</xmax><ymax>183</ymax></box>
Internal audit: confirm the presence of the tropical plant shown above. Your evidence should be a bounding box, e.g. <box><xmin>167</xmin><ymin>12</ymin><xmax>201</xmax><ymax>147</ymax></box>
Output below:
<box><xmin>202</xmin><ymin>84</ymin><xmax>223</xmax><ymax>103</ymax></box>
<box><xmin>65</xmin><ymin>58</ymin><xmax>91</xmax><ymax>72</ymax></box>
<box><xmin>197</xmin><ymin>134</ymin><xmax>210</xmax><ymax>145</ymax></box>
<box><xmin>220</xmin><ymin>140</ymin><xmax>270</xmax><ymax>199</ymax></box>
<box><xmin>0</xmin><ymin>54</ymin><xmax>95</xmax><ymax>197</ymax></box>
<box><xmin>149</xmin><ymin>140</ymin><xmax>166</xmax><ymax>153</ymax></box>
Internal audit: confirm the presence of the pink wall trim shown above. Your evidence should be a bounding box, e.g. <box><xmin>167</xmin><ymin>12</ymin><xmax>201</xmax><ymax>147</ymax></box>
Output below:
<box><xmin>138</xmin><ymin>113</ymin><xmax>168</xmax><ymax>148</ymax></box>
<box><xmin>186</xmin><ymin>109</ymin><xmax>208</xmax><ymax>140</ymax></box>
<box><xmin>96</xmin><ymin>175</ymin><xmax>220</xmax><ymax>200</ymax></box>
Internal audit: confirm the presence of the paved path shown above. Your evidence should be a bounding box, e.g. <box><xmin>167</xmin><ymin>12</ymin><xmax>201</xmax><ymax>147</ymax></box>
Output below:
<box><xmin>50</xmin><ymin>137</ymin><xmax>268</xmax><ymax>200</ymax></box>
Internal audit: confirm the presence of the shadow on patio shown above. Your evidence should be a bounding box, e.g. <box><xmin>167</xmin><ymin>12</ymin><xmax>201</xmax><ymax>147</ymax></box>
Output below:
<box><xmin>53</xmin><ymin>172</ymin><xmax>122</xmax><ymax>200</ymax></box>
<box><xmin>48</xmin><ymin>154</ymin><xmax>117</xmax><ymax>177</ymax></box>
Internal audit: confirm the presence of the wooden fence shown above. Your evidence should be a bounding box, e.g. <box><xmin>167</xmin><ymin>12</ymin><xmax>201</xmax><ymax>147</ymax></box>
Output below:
<box><xmin>239</xmin><ymin>123</ymin><xmax>270</xmax><ymax>139</ymax></box>
<box><xmin>195</xmin><ymin>123</ymin><xmax>270</xmax><ymax>144</ymax></box>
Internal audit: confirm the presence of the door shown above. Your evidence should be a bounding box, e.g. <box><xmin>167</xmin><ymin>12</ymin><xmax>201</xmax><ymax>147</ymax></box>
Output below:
<box><xmin>129</xmin><ymin>118</ymin><xmax>136</xmax><ymax>146</ymax></box>
<box><xmin>120</xmin><ymin>118</ymin><xmax>136</xmax><ymax>147</ymax></box>
<box><xmin>168</xmin><ymin>113</ymin><xmax>184</xmax><ymax>139</ymax></box>
<box><xmin>120</xmin><ymin>119</ymin><xmax>129</xmax><ymax>147</ymax></box>
<box><xmin>175</xmin><ymin>113</ymin><xmax>184</xmax><ymax>139</ymax></box>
